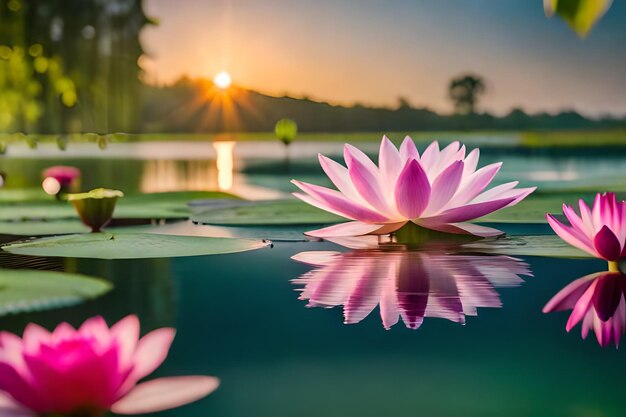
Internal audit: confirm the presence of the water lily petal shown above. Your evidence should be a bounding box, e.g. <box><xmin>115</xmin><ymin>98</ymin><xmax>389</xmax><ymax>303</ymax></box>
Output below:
<box><xmin>451</xmin><ymin>162</ymin><xmax>502</xmax><ymax>207</ymax></box>
<box><xmin>110</xmin><ymin>315</ymin><xmax>140</xmax><ymax>369</ymax></box>
<box><xmin>379</xmin><ymin>266</ymin><xmax>400</xmax><ymax>330</ymax></box>
<box><xmin>592</xmin><ymin>273</ymin><xmax>623</xmax><ymax>321</ymax></box>
<box><xmin>291</xmin><ymin>251</ymin><xmax>342</xmax><ymax>266</ymax></box>
<box><xmin>546</xmin><ymin>214</ymin><xmax>596</xmax><ymax>255</ymax></box>
<box><xmin>399</xmin><ymin>136</ymin><xmax>420</xmax><ymax>162</ymax></box>
<box><xmin>415</xmin><ymin>220</ymin><xmax>501</xmax><ymax>237</ymax></box>
<box><xmin>419</xmin><ymin>141</ymin><xmax>440</xmax><ymax>173</ymax></box>
<box><xmin>395</xmin><ymin>159</ymin><xmax>431</xmax><ymax>219</ymax></box>
<box><xmin>594</xmin><ymin>225</ymin><xmax>621</xmax><ymax>261</ymax></box>
<box><xmin>130</xmin><ymin>328</ymin><xmax>175</xmax><ymax>381</ymax></box>
<box><xmin>111</xmin><ymin>376</ymin><xmax>219</xmax><ymax>415</ymax></box>
<box><xmin>0</xmin><ymin>362</ymin><xmax>40</xmax><ymax>411</ymax></box>
<box><xmin>432</xmin><ymin>141</ymin><xmax>461</xmax><ymax>178</ymax></box>
<box><xmin>424</xmin><ymin>197</ymin><xmax>516</xmax><ymax>224</ymax></box>
<box><xmin>425</xmin><ymin>160</ymin><xmax>464</xmax><ymax>215</ymax></box>
<box><xmin>292</xmin><ymin>181</ymin><xmax>389</xmax><ymax>223</ymax></box>
<box><xmin>567</xmin><ymin>279</ymin><xmax>598</xmax><ymax>332</ymax></box>
<box><xmin>379</xmin><ymin>136</ymin><xmax>402</xmax><ymax>186</ymax></box>
<box><xmin>0</xmin><ymin>392</ymin><xmax>33</xmax><ymax>417</ymax></box>
<box><xmin>304</xmin><ymin>221</ymin><xmax>384</xmax><ymax>238</ymax></box>
<box><xmin>22</xmin><ymin>324</ymin><xmax>51</xmax><ymax>354</ymax></box>
<box><xmin>344</xmin><ymin>144</ymin><xmax>392</xmax><ymax>215</ymax></box>
<box><xmin>318</xmin><ymin>154</ymin><xmax>366</xmax><ymax>205</ymax></box>
<box><xmin>471</xmin><ymin>181</ymin><xmax>520</xmax><ymax>204</ymax></box>
<box><xmin>543</xmin><ymin>274</ymin><xmax>598</xmax><ymax>313</ymax></box>
<box><xmin>462</xmin><ymin>148</ymin><xmax>480</xmax><ymax>177</ymax></box>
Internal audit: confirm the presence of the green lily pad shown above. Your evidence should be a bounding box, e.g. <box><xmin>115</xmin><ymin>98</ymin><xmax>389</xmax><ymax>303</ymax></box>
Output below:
<box><xmin>0</xmin><ymin>220</ymin><xmax>90</xmax><ymax>236</ymax></box>
<box><xmin>0</xmin><ymin>189</ymin><xmax>52</xmax><ymax>203</ymax></box>
<box><xmin>191</xmin><ymin>199</ymin><xmax>344</xmax><ymax>226</ymax></box>
<box><xmin>2</xmin><ymin>233</ymin><xmax>272</xmax><ymax>259</ymax></box>
<box><xmin>478</xmin><ymin>194</ymin><xmax>568</xmax><ymax>224</ymax></box>
<box><xmin>113</xmin><ymin>221</ymin><xmax>313</xmax><ymax>242</ymax></box>
<box><xmin>479</xmin><ymin>192</ymin><xmax>611</xmax><ymax>224</ymax></box>
<box><xmin>0</xmin><ymin>191</ymin><xmax>240</xmax><ymax>222</ymax></box>
<box><xmin>0</xmin><ymin>269</ymin><xmax>112</xmax><ymax>316</ymax></box>
<box><xmin>462</xmin><ymin>235</ymin><xmax>589</xmax><ymax>258</ymax></box>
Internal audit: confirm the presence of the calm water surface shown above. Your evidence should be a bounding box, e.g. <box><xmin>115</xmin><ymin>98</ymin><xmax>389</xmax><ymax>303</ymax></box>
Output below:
<box><xmin>0</xmin><ymin>140</ymin><xmax>624</xmax><ymax>416</ymax></box>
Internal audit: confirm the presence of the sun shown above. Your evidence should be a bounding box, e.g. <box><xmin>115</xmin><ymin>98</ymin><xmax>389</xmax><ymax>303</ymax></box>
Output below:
<box><xmin>213</xmin><ymin>71</ymin><xmax>232</xmax><ymax>89</ymax></box>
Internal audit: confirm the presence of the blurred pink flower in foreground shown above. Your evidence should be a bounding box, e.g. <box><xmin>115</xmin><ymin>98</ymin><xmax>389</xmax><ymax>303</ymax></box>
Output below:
<box><xmin>292</xmin><ymin>136</ymin><xmax>535</xmax><ymax>238</ymax></box>
<box><xmin>292</xmin><ymin>250</ymin><xmax>531</xmax><ymax>330</ymax></box>
<box><xmin>0</xmin><ymin>315</ymin><xmax>219</xmax><ymax>416</ymax></box>
<box><xmin>544</xmin><ymin>272</ymin><xmax>626</xmax><ymax>348</ymax></box>
<box><xmin>547</xmin><ymin>192</ymin><xmax>626</xmax><ymax>266</ymax></box>
<box><xmin>42</xmin><ymin>165</ymin><xmax>81</xmax><ymax>187</ymax></box>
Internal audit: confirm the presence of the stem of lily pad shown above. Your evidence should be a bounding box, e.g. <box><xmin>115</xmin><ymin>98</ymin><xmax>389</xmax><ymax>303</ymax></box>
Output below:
<box><xmin>608</xmin><ymin>260</ymin><xmax>621</xmax><ymax>273</ymax></box>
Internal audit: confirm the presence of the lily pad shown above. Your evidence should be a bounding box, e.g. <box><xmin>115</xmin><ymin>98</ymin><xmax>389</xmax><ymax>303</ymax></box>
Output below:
<box><xmin>478</xmin><ymin>192</ymin><xmax>600</xmax><ymax>224</ymax></box>
<box><xmin>0</xmin><ymin>191</ymin><xmax>240</xmax><ymax>222</ymax></box>
<box><xmin>113</xmin><ymin>221</ymin><xmax>313</xmax><ymax>242</ymax></box>
<box><xmin>462</xmin><ymin>235</ymin><xmax>589</xmax><ymax>258</ymax></box>
<box><xmin>191</xmin><ymin>199</ymin><xmax>344</xmax><ymax>226</ymax></box>
<box><xmin>0</xmin><ymin>189</ymin><xmax>51</xmax><ymax>203</ymax></box>
<box><xmin>0</xmin><ymin>269</ymin><xmax>112</xmax><ymax>316</ymax></box>
<box><xmin>0</xmin><ymin>220</ymin><xmax>90</xmax><ymax>236</ymax></box>
<box><xmin>2</xmin><ymin>233</ymin><xmax>272</xmax><ymax>259</ymax></box>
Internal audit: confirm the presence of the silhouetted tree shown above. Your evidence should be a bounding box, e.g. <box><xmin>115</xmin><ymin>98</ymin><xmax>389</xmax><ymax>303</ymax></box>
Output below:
<box><xmin>396</xmin><ymin>96</ymin><xmax>413</xmax><ymax>110</ymax></box>
<box><xmin>448</xmin><ymin>74</ymin><xmax>486</xmax><ymax>115</ymax></box>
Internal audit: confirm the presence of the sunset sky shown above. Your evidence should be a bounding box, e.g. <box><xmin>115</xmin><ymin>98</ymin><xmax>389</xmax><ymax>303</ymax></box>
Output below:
<box><xmin>141</xmin><ymin>0</ymin><xmax>626</xmax><ymax>117</ymax></box>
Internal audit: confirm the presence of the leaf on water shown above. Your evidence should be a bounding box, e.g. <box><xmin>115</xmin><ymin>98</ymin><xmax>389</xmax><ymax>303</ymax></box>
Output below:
<box><xmin>191</xmin><ymin>199</ymin><xmax>344</xmax><ymax>226</ymax></box>
<box><xmin>0</xmin><ymin>191</ymin><xmax>241</xmax><ymax>221</ymax></box>
<box><xmin>2</xmin><ymin>233</ymin><xmax>272</xmax><ymax>259</ymax></box>
<box><xmin>0</xmin><ymin>189</ymin><xmax>52</xmax><ymax>203</ymax></box>
<box><xmin>112</xmin><ymin>221</ymin><xmax>313</xmax><ymax>242</ymax></box>
<box><xmin>0</xmin><ymin>220</ymin><xmax>90</xmax><ymax>236</ymax></box>
<box><xmin>463</xmin><ymin>235</ymin><xmax>589</xmax><ymax>258</ymax></box>
<box><xmin>478</xmin><ymin>192</ymin><xmax>601</xmax><ymax>224</ymax></box>
<box><xmin>0</xmin><ymin>269</ymin><xmax>112</xmax><ymax>316</ymax></box>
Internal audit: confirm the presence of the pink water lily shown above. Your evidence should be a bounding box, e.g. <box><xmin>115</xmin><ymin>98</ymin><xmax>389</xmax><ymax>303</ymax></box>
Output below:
<box><xmin>547</xmin><ymin>192</ymin><xmax>626</xmax><ymax>264</ymax></box>
<box><xmin>0</xmin><ymin>315</ymin><xmax>219</xmax><ymax>416</ymax></box>
<box><xmin>292</xmin><ymin>250</ymin><xmax>531</xmax><ymax>330</ymax></box>
<box><xmin>292</xmin><ymin>136</ymin><xmax>535</xmax><ymax>238</ymax></box>
<box><xmin>544</xmin><ymin>272</ymin><xmax>626</xmax><ymax>348</ymax></box>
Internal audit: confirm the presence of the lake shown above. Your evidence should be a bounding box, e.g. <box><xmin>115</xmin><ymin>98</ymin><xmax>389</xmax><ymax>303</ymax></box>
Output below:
<box><xmin>0</xmin><ymin>138</ymin><xmax>624</xmax><ymax>417</ymax></box>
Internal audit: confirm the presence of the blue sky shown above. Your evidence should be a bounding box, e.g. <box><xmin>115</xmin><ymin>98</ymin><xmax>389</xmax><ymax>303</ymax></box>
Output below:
<box><xmin>142</xmin><ymin>0</ymin><xmax>626</xmax><ymax>116</ymax></box>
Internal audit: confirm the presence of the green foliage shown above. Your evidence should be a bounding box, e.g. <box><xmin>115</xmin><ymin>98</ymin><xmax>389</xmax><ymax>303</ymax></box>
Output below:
<box><xmin>0</xmin><ymin>191</ymin><xmax>240</xmax><ymax>224</ymax></box>
<box><xmin>544</xmin><ymin>0</ymin><xmax>612</xmax><ymax>38</ymax></box>
<box><xmin>275</xmin><ymin>118</ymin><xmax>298</xmax><ymax>145</ymax></box>
<box><xmin>522</xmin><ymin>130</ymin><xmax>626</xmax><ymax>147</ymax></box>
<box><xmin>0</xmin><ymin>268</ymin><xmax>112</xmax><ymax>316</ymax></box>
<box><xmin>0</xmin><ymin>0</ymin><xmax>150</xmax><ymax>133</ymax></box>
<box><xmin>0</xmin><ymin>219</ymin><xmax>89</xmax><ymax>236</ymax></box>
<box><xmin>463</xmin><ymin>235</ymin><xmax>588</xmax><ymax>258</ymax></box>
<box><xmin>192</xmin><ymin>199</ymin><xmax>344</xmax><ymax>226</ymax></box>
<box><xmin>2</xmin><ymin>233</ymin><xmax>272</xmax><ymax>259</ymax></box>
<box><xmin>0</xmin><ymin>44</ymin><xmax>75</xmax><ymax>131</ymax></box>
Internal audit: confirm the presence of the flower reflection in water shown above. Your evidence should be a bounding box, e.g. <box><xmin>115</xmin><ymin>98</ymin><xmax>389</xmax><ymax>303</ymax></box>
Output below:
<box><xmin>0</xmin><ymin>315</ymin><xmax>218</xmax><ymax>416</ymax></box>
<box><xmin>292</xmin><ymin>249</ymin><xmax>532</xmax><ymax>330</ymax></box>
<box><xmin>544</xmin><ymin>271</ymin><xmax>626</xmax><ymax>348</ymax></box>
